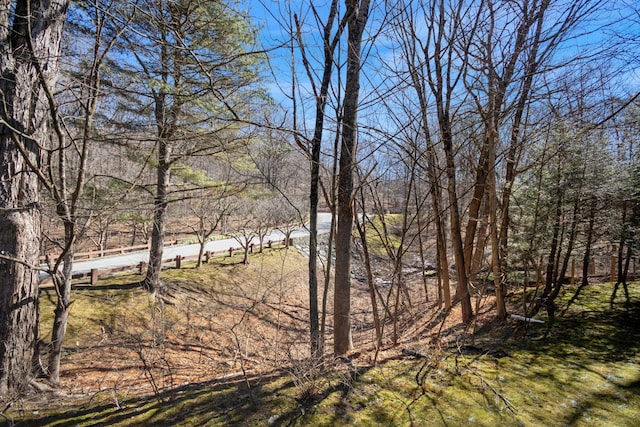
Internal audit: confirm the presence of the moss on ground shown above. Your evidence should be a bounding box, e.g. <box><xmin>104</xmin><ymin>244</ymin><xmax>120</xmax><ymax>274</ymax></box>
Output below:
<box><xmin>7</xmin><ymin>260</ymin><xmax>640</xmax><ymax>426</ymax></box>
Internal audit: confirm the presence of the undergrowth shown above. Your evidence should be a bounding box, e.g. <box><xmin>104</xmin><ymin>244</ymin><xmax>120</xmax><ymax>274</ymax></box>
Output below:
<box><xmin>4</xmin><ymin>256</ymin><xmax>639</xmax><ymax>426</ymax></box>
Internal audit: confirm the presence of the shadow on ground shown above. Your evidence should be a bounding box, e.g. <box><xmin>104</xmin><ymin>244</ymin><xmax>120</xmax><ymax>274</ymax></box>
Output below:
<box><xmin>10</xmin><ymin>284</ymin><xmax>640</xmax><ymax>427</ymax></box>
<box><xmin>10</xmin><ymin>362</ymin><xmax>379</xmax><ymax>427</ymax></box>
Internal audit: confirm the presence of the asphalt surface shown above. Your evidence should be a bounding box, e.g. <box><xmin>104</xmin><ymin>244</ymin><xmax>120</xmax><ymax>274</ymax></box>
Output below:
<box><xmin>42</xmin><ymin>212</ymin><xmax>333</xmax><ymax>278</ymax></box>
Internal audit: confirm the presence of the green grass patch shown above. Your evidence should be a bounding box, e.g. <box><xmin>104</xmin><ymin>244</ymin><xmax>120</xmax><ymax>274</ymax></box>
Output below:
<box><xmin>39</xmin><ymin>273</ymin><xmax>151</xmax><ymax>345</ymax></box>
<box><xmin>362</xmin><ymin>213</ymin><xmax>405</xmax><ymax>257</ymax></box>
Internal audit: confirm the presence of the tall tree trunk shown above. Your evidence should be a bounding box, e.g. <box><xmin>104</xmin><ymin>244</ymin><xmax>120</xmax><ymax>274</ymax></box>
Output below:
<box><xmin>462</xmin><ymin>145</ymin><xmax>490</xmax><ymax>277</ymax></box>
<box><xmin>581</xmin><ymin>203</ymin><xmax>596</xmax><ymax>287</ymax></box>
<box><xmin>144</xmin><ymin>140</ymin><xmax>170</xmax><ymax>293</ymax></box>
<box><xmin>143</xmin><ymin>15</ymin><xmax>174</xmax><ymax>293</ymax></box>
<box><xmin>354</xmin><ymin>188</ymin><xmax>382</xmax><ymax>351</ymax></box>
<box><xmin>292</xmin><ymin>0</ymin><xmax>343</xmax><ymax>358</ymax></box>
<box><xmin>413</xmin><ymin>182</ymin><xmax>430</xmax><ymax>303</ymax></box>
<box><xmin>46</xmin><ymin>3</ymin><xmax>114</xmax><ymax>384</ymax></box>
<box><xmin>429</xmin><ymin>0</ymin><xmax>474</xmax><ymax>323</ymax></box>
<box><xmin>441</xmin><ymin>120</ymin><xmax>473</xmax><ymax>323</ymax></box>
<box><xmin>498</xmin><ymin>0</ymin><xmax>550</xmax><ymax>261</ymax></box>
<box><xmin>470</xmin><ymin>203</ymin><xmax>489</xmax><ymax>285</ymax></box>
<box><xmin>421</xmin><ymin>117</ymin><xmax>451</xmax><ymax>309</ymax></box>
<box><xmin>334</xmin><ymin>0</ymin><xmax>370</xmax><ymax>355</ymax></box>
<box><xmin>320</xmin><ymin>208</ymin><xmax>336</xmax><ymax>354</ymax></box>
<box><xmin>487</xmin><ymin>123</ymin><xmax>507</xmax><ymax>320</ymax></box>
<box><xmin>0</xmin><ymin>174</ymin><xmax>42</xmax><ymax>396</ymax></box>
<box><xmin>436</xmin><ymin>233</ymin><xmax>451</xmax><ymax>308</ymax></box>
<box><xmin>320</xmin><ymin>126</ymin><xmax>341</xmax><ymax>354</ymax></box>
<box><xmin>0</xmin><ymin>0</ymin><xmax>69</xmax><ymax>396</ymax></box>
<box><xmin>333</xmin><ymin>115</ymin><xmax>355</xmax><ymax>355</ymax></box>
<box><xmin>308</xmin><ymin>152</ymin><xmax>321</xmax><ymax>355</ymax></box>
<box><xmin>446</xmin><ymin>172</ymin><xmax>474</xmax><ymax>321</ymax></box>
<box><xmin>47</xmin><ymin>230</ymin><xmax>73</xmax><ymax>385</ymax></box>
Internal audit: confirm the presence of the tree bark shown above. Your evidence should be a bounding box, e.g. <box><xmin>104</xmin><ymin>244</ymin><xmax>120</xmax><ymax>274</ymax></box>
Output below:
<box><xmin>334</xmin><ymin>0</ymin><xmax>370</xmax><ymax>355</ymax></box>
<box><xmin>0</xmin><ymin>181</ymin><xmax>41</xmax><ymax>397</ymax></box>
<box><xmin>581</xmin><ymin>203</ymin><xmax>596</xmax><ymax>287</ymax></box>
<box><xmin>47</xmin><ymin>237</ymin><xmax>73</xmax><ymax>385</ymax></box>
<box><xmin>427</xmin><ymin>0</ymin><xmax>474</xmax><ymax>323</ymax></box>
<box><xmin>292</xmin><ymin>0</ymin><xmax>344</xmax><ymax>358</ymax></box>
<box><xmin>142</xmin><ymin>28</ymin><xmax>173</xmax><ymax>292</ymax></box>
<box><xmin>144</xmin><ymin>139</ymin><xmax>170</xmax><ymax>293</ymax></box>
<box><xmin>487</xmin><ymin>125</ymin><xmax>507</xmax><ymax>319</ymax></box>
<box><xmin>0</xmin><ymin>0</ymin><xmax>69</xmax><ymax>396</ymax></box>
<box><xmin>442</xmin><ymin>132</ymin><xmax>474</xmax><ymax>323</ymax></box>
<box><xmin>498</xmin><ymin>0</ymin><xmax>550</xmax><ymax>278</ymax></box>
<box><xmin>354</xmin><ymin>188</ymin><xmax>382</xmax><ymax>351</ymax></box>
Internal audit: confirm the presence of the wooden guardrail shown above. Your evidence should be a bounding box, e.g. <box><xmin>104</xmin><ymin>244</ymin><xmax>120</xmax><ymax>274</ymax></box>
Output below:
<box><xmin>40</xmin><ymin>238</ymin><xmax>290</xmax><ymax>286</ymax></box>
<box><xmin>39</xmin><ymin>240</ymin><xmax>179</xmax><ymax>264</ymax></box>
<box><xmin>41</xmin><ymin>242</ymin><xmax>634</xmax><ymax>287</ymax></box>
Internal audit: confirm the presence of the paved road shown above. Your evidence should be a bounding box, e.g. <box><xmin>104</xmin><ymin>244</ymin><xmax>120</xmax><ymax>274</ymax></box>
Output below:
<box><xmin>43</xmin><ymin>212</ymin><xmax>333</xmax><ymax>278</ymax></box>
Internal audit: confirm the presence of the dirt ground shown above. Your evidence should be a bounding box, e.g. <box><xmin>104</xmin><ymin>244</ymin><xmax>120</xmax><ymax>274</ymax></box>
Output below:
<box><xmin>15</xmin><ymin>248</ymin><xmax>498</xmax><ymax>414</ymax></box>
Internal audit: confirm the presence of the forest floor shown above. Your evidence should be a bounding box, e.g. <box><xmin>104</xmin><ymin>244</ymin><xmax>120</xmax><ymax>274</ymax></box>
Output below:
<box><xmin>2</xmin><ymin>247</ymin><xmax>639</xmax><ymax>426</ymax></box>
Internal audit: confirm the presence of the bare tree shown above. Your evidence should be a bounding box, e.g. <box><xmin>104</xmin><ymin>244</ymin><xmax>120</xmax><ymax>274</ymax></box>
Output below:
<box><xmin>381</xmin><ymin>9</ymin><xmax>453</xmax><ymax>309</ymax></box>
<box><xmin>388</xmin><ymin>0</ymin><xmax>476</xmax><ymax>323</ymax></box>
<box><xmin>188</xmin><ymin>187</ymin><xmax>236</xmax><ymax>268</ymax></box>
<box><xmin>271</xmin><ymin>194</ymin><xmax>305</xmax><ymax>248</ymax></box>
<box><xmin>283</xmin><ymin>0</ymin><xmax>348</xmax><ymax>356</ymax></box>
<box><xmin>333</xmin><ymin>0</ymin><xmax>372</xmax><ymax>355</ymax></box>
<box><xmin>40</xmin><ymin>0</ymin><xmax>131</xmax><ymax>384</ymax></box>
<box><xmin>229</xmin><ymin>195</ymin><xmax>274</xmax><ymax>265</ymax></box>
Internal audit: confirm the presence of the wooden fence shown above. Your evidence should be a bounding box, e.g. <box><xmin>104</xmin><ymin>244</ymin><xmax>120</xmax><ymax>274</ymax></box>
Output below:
<box><xmin>40</xmin><ymin>238</ymin><xmax>290</xmax><ymax>286</ymax></box>
<box><xmin>515</xmin><ymin>255</ymin><xmax>638</xmax><ymax>286</ymax></box>
<box><xmin>40</xmin><ymin>241</ymin><xmax>635</xmax><ymax>287</ymax></box>
<box><xmin>39</xmin><ymin>240</ymin><xmax>179</xmax><ymax>264</ymax></box>
<box><xmin>568</xmin><ymin>256</ymin><xmax>638</xmax><ymax>284</ymax></box>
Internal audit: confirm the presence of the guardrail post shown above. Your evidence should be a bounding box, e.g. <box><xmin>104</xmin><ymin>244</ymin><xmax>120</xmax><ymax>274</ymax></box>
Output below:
<box><xmin>570</xmin><ymin>259</ymin><xmax>575</xmax><ymax>286</ymax></box>
<box><xmin>249</xmin><ymin>243</ymin><xmax>254</xmax><ymax>254</ymax></box>
<box><xmin>205</xmin><ymin>251</ymin><xmax>211</xmax><ymax>263</ymax></box>
<box><xmin>229</xmin><ymin>247</ymin><xmax>234</xmax><ymax>257</ymax></box>
<box><xmin>267</xmin><ymin>240</ymin><xmax>272</xmax><ymax>249</ymax></box>
<box><xmin>90</xmin><ymin>268</ymin><xmax>99</xmax><ymax>286</ymax></box>
<box><xmin>175</xmin><ymin>255</ymin><xmax>182</xmax><ymax>269</ymax></box>
<box><xmin>610</xmin><ymin>255</ymin><xmax>616</xmax><ymax>282</ymax></box>
<box><xmin>139</xmin><ymin>261</ymin><xmax>147</xmax><ymax>275</ymax></box>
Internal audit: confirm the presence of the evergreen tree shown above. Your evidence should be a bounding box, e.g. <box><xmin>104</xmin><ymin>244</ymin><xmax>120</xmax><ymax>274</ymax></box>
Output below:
<box><xmin>106</xmin><ymin>0</ymin><xmax>265</xmax><ymax>292</ymax></box>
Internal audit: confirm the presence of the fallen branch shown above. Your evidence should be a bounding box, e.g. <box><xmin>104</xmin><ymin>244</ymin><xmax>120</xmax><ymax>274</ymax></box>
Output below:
<box><xmin>510</xmin><ymin>314</ymin><xmax>544</xmax><ymax>324</ymax></box>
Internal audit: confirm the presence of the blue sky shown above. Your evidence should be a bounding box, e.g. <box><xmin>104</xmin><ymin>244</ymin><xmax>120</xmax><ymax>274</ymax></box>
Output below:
<box><xmin>246</xmin><ymin>0</ymin><xmax>640</xmax><ymax>127</ymax></box>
